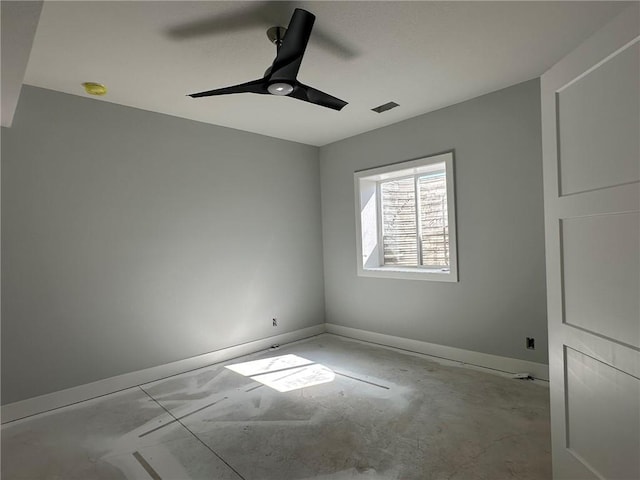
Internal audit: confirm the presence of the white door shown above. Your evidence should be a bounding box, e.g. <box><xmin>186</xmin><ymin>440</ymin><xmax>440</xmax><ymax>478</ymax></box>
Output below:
<box><xmin>541</xmin><ymin>4</ymin><xmax>639</xmax><ymax>479</ymax></box>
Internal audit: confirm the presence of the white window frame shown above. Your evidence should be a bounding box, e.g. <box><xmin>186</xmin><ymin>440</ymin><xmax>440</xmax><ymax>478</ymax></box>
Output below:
<box><xmin>354</xmin><ymin>151</ymin><xmax>458</xmax><ymax>282</ymax></box>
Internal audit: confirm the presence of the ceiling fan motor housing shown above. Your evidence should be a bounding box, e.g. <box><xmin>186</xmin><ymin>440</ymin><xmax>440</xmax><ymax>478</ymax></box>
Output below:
<box><xmin>188</xmin><ymin>9</ymin><xmax>348</xmax><ymax>111</ymax></box>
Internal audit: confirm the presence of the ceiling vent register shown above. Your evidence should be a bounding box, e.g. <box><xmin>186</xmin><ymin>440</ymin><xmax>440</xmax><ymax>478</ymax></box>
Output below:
<box><xmin>371</xmin><ymin>102</ymin><xmax>399</xmax><ymax>113</ymax></box>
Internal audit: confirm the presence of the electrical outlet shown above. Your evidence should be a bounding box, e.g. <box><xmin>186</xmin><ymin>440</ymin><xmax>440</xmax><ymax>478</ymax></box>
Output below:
<box><xmin>272</xmin><ymin>318</ymin><xmax>278</xmax><ymax>327</ymax></box>
<box><xmin>526</xmin><ymin>337</ymin><xmax>535</xmax><ymax>350</ymax></box>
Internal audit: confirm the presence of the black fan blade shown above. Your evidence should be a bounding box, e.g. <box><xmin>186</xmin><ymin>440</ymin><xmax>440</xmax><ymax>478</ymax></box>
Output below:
<box><xmin>165</xmin><ymin>2</ymin><xmax>360</xmax><ymax>59</ymax></box>
<box><xmin>290</xmin><ymin>82</ymin><xmax>347</xmax><ymax>111</ymax></box>
<box><xmin>312</xmin><ymin>28</ymin><xmax>360</xmax><ymax>60</ymax></box>
<box><xmin>268</xmin><ymin>9</ymin><xmax>315</xmax><ymax>82</ymax></box>
<box><xmin>188</xmin><ymin>78</ymin><xmax>267</xmax><ymax>98</ymax></box>
<box><xmin>166</xmin><ymin>2</ymin><xmax>295</xmax><ymax>40</ymax></box>
<box><xmin>167</xmin><ymin>11</ymin><xmax>262</xmax><ymax>39</ymax></box>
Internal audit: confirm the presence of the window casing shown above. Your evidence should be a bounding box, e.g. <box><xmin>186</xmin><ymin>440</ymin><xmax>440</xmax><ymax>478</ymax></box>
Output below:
<box><xmin>354</xmin><ymin>152</ymin><xmax>458</xmax><ymax>281</ymax></box>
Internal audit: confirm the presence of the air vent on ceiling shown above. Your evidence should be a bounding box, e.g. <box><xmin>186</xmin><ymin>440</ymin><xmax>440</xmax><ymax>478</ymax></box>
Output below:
<box><xmin>371</xmin><ymin>102</ymin><xmax>399</xmax><ymax>113</ymax></box>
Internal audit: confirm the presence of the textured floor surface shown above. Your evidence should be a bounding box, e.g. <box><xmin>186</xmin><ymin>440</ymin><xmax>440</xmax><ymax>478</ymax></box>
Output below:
<box><xmin>2</xmin><ymin>334</ymin><xmax>551</xmax><ymax>479</ymax></box>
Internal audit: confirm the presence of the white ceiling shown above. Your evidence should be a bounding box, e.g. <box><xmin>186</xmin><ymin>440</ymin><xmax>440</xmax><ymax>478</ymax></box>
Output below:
<box><xmin>1</xmin><ymin>0</ymin><xmax>43</xmax><ymax>127</ymax></box>
<box><xmin>24</xmin><ymin>1</ymin><xmax>628</xmax><ymax>146</ymax></box>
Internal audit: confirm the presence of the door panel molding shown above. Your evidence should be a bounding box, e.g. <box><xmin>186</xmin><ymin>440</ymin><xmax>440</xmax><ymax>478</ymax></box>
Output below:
<box><xmin>560</xmin><ymin>212</ymin><xmax>639</xmax><ymax>348</ymax></box>
<box><xmin>542</xmin><ymin>4</ymin><xmax>640</xmax><ymax>478</ymax></box>
<box><xmin>565</xmin><ymin>346</ymin><xmax>640</xmax><ymax>479</ymax></box>
<box><xmin>556</xmin><ymin>40</ymin><xmax>639</xmax><ymax>196</ymax></box>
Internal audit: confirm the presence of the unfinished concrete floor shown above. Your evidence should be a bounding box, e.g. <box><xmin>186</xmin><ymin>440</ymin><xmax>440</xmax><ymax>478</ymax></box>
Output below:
<box><xmin>2</xmin><ymin>334</ymin><xmax>551</xmax><ymax>479</ymax></box>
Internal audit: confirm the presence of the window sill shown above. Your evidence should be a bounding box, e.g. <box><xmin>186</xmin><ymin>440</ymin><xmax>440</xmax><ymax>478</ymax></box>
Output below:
<box><xmin>358</xmin><ymin>266</ymin><xmax>458</xmax><ymax>282</ymax></box>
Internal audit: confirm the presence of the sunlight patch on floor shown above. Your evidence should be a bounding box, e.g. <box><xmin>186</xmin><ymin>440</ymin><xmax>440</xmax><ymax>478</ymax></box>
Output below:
<box><xmin>225</xmin><ymin>354</ymin><xmax>335</xmax><ymax>392</ymax></box>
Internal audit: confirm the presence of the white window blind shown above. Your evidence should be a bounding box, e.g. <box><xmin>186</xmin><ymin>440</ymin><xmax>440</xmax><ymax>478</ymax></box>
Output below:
<box><xmin>418</xmin><ymin>173</ymin><xmax>449</xmax><ymax>267</ymax></box>
<box><xmin>381</xmin><ymin>177</ymin><xmax>417</xmax><ymax>265</ymax></box>
<box><xmin>380</xmin><ymin>171</ymin><xmax>448</xmax><ymax>268</ymax></box>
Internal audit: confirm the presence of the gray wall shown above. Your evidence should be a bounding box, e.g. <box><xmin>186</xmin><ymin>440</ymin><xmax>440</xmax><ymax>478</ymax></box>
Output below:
<box><xmin>2</xmin><ymin>79</ymin><xmax>548</xmax><ymax>404</ymax></box>
<box><xmin>2</xmin><ymin>86</ymin><xmax>325</xmax><ymax>404</ymax></box>
<box><xmin>319</xmin><ymin>79</ymin><xmax>548</xmax><ymax>364</ymax></box>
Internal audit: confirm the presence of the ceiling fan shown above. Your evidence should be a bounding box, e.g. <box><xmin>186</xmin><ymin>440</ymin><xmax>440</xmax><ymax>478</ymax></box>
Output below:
<box><xmin>188</xmin><ymin>8</ymin><xmax>348</xmax><ymax>111</ymax></box>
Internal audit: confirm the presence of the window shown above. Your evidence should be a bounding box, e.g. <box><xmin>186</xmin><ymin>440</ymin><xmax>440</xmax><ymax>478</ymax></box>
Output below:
<box><xmin>354</xmin><ymin>151</ymin><xmax>458</xmax><ymax>281</ymax></box>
